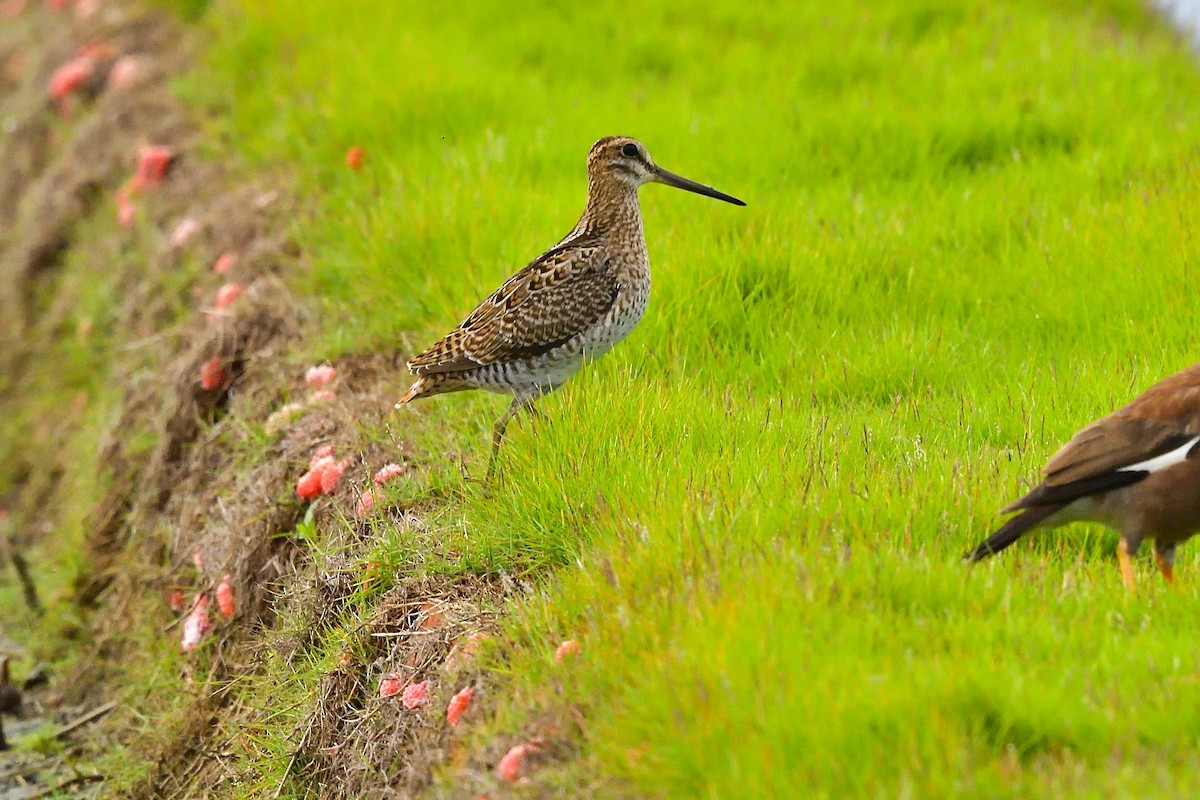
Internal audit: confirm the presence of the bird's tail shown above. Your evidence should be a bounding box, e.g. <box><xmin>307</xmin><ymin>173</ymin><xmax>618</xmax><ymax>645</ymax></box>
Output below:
<box><xmin>963</xmin><ymin>504</ymin><xmax>1063</xmax><ymax>562</ymax></box>
<box><xmin>395</xmin><ymin>377</ymin><xmax>428</xmax><ymax>409</ymax></box>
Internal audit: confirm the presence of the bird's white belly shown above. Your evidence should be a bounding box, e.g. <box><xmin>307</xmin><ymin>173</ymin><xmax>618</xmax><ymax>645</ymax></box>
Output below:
<box><xmin>582</xmin><ymin>293</ymin><xmax>647</xmax><ymax>360</ymax></box>
<box><xmin>495</xmin><ymin>290</ymin><xmax>648</xmax><ymax>398</ymax></box>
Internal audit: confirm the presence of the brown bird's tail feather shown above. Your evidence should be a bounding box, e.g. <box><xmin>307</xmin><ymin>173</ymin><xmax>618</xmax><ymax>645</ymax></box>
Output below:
<box><xmin>964</xmin><ymin>504</ymin><xmax>1064</xmax><ymax>562</ymax></box>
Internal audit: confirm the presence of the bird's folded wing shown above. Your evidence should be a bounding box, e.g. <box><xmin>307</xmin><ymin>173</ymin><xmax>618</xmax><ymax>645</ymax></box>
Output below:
<box><xmin>407</xmin><ymin>244</ymin><xmax>620</xmax><ymax>375</ymax></box>
<box><xmin>1003</xmin><ymin>413</ymin><xmax>1200</xmax><ymax>512</ymax></box>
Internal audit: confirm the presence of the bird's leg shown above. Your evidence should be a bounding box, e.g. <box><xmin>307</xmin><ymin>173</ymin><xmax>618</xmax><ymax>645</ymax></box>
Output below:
<box><xmin>518</xmin><ymin>402</ymin><xmax>548</xmax><ymax>438</ymax></box>
<box><xmin>488</xmin><ymin>400</ymin><xmax>519</xmax><ymax>478</ymax></box>
<box><xmin>0</xmin><ymin>658</ymin><xmax>10</xmax><ymax>751</ymax></box>
<box><xmin>1154</xmin><ymin>543</ymin><xmax>1177</xmax><ymax>586</ymax></box>
<box><xmin>487</xmin><ymin>395</ymin><xmax>536</xmax><ymax>481</ymax></box>
<box><xmin>1117</xmin><ymin>538</ymin><xmax>1139</xmax><ymax>592</ymax></box>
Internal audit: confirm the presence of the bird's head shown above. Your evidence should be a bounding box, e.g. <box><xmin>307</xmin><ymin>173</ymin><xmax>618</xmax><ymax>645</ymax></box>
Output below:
<box><xmin>586</xmin><ymin>136</ymin><xmax>745</xmax><ymax>206</ymax></box>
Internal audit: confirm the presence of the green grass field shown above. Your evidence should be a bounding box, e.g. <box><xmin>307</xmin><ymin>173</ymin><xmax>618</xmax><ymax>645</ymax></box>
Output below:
<box><xmin>175</xmin><ymin>1</ymin><xmax>1200</xmax><ymax>796</ymax></box>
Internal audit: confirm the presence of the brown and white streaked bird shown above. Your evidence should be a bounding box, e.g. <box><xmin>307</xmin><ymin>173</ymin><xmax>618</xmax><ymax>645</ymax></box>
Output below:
<box><xmin>966</xmin><ymin>362</ymin><xmax>1200</xmax><ymax>590</ymax></box>
<box><xmin>395</xmin><ymin>136</ymin><xmax>745</xmax><ymax>472</ymax></box>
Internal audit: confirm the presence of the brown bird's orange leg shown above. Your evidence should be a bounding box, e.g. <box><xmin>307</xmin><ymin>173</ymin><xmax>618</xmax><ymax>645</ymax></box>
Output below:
<box><xmin>1117</xmin><ymin>539</ymin><xmax>1137</xmax><ymax>592</ymax></box>
<box><xmin>1154</xmin><ymin>545</ymin><xmax>1177</xmax><ymax>586</ymax></box>
<box><xmin>1155</xmin><ymin>552</ymin><xmax>1176</xmax><ymax>585</ymax></box>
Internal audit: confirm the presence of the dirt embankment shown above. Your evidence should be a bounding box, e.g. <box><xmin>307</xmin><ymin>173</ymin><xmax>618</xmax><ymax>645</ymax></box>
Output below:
<box><xmin>0</xmin><ymin>4</ymin><xmax>508</xmax><ymax>798</ymax></box>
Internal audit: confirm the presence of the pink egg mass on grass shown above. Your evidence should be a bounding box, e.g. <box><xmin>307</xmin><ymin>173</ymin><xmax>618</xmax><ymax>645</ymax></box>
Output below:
<box><xmin>132</xmin><ymin>144</ymin><xmax>175</xmax><ymax>191</ymax></box>
<box><xmin>116</xmin><ymin>187</ymin><xmax>135</xmax><ymax>226</ymax></box>
<box><xmin>216</xmin><ymin>575</ymin><xmax>235</xmax><ymax>617</ymax></box>
<box><xmin>354</xmin><ymin>489</ymin><xmax>377</xmax><ymax>518</ymax></box>
<box><xmin>373</xmin><ymin>463</ymin><xmax>405</xmax><ymax>485</ymax></box>
<box><xmin>446</xmin><ymin>686</ymin><xmax>473</xmax><ymax>726</ymax></box>
<box><xmin>180</xmin><ymin>594</ymin><xmax>211</xmax><ymax>652</ymax></box>
<box><xmin>296</xmin><ymin>447</ymin><xmax>348</xmax><ymax>500</ymax></box>
<box><xmin>199</xmin><ymin>356</ymin><xmax>226</xmax><ymax>390</ymax></box>
<box><xmin>498</xmin><ymin>744</ymin><xmax>530</xmax><ymax>782</ymax></box>
<box><xmin>554</xmin><ymin>639</ymin><xmax>580</xmax><ymax>663</ymax></box>
<box><xmin>169</xmin><ymin>217</ymin><xmax>199</xmax><ymax>247</ymax></box>
<box><xmin>401</xmin><ymin>680</ymin><xmax>430</xmax><ymax>709</ymax></box>
<box><xmin>305</xmin><ymin>364</ymin><xmax>337</xmax><ymax>389</ymax></box>
<box><xmin>379</xmin><ymin>675</ymin><xmax>402</xmax><ymax>699</ymax></box>
<box><xmin>215</xmin><ymin>283</ymin><xmax>244</xmax><ymax>309</ymax></box>
<box><xmin>48</xmin><ymin>55</ymin><xmax>93</xmax><ymax>101</ymax></box>
<box><xmin>212</xmin><ymin>252</ymin><xmax>236</xmax><ymax>274</ymax></box>
<box><xmin>106</xmin><ymin>54</ymin><xmax>142</xmax><ymax>89</ymax></box>
<box><xmin>319</xmin><ymin>459</ymin><xmax>346</xmax><ymax>494</ymax></box>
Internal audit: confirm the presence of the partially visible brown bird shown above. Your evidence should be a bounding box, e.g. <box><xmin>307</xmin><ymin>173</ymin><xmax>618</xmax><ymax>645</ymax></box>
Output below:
<box><xmin>0</xmin><ymin>656</ymin><xmax>20</xmax><ymax>751</ymax></box>
<box><xmin>0</xmin><ymin>657</ymin><xmax>18</xmax><ymax>714</ymax></box>
<box><xmin>396</xmin><ymin>136</ymin><xmax>745</xmax><ymax>473</ymax></box>
<box><xmin>966</xmin><ymin>362</ymin><xmax>1200</xmax><ymax>590</ymax></box>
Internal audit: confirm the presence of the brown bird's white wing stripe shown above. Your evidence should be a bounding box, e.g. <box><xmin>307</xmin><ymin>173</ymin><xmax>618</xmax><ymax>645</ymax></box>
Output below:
<box><xmin>407</xmin><ymin>240</ymin><xmax>620</xmax><ymax>376</ymax></box>
<box><xmin>1003</xmin><ymin>415</ymin><xmax>1200</xmax><ymax>512</ymax></box>
<box><xmin>967</xmin><ymin>362</ymin><xmax>1200</xmax><ymax>562</ymax></box>
<box><xmin>1042</xmin><ymin>416</ymin><xmax>1194</xmax><ymax>485</ymax></box>
<box><xmin>1015</xmin><ymin>365</ymin><xmax>1200</xmax><ymax>501</ymax></box>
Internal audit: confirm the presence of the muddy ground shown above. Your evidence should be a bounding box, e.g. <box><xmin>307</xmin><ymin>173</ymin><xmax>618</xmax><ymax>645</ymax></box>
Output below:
<box><xmin>0</xmin><ymin>3</ymin><xmax>513</xmax><ymax>798</ymax></box>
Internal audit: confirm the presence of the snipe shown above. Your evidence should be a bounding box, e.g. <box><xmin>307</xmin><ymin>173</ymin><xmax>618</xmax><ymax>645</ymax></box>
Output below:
<box><xmin>396</xmin><ymin>136</ymin><xmax>745</xmax><ymax>474</ymax></box>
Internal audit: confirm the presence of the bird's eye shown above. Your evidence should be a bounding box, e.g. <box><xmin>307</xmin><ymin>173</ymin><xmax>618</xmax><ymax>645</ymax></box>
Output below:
<box><xmin>621</xmin><ymin>143</ymin><xmax>639</xmax><ymax>158</ymax></box>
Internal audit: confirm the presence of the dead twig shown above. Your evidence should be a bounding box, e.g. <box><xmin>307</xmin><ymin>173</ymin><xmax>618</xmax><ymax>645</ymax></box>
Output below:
<box><xmin>27</xmin><ymin>772</ymin><xmax>105</xmax><ymax>799</ymax></box>
<box><xmin>55</xmin><ymin>700</ymin><xmax>118</xmax><ymax>740</ymax></box>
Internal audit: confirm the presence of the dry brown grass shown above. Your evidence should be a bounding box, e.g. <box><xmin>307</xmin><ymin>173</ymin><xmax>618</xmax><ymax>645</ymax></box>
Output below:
<box><xmin>0</xmin><ymin>4</ymin><xmax>509</xmax><ymax>798</ymax></box>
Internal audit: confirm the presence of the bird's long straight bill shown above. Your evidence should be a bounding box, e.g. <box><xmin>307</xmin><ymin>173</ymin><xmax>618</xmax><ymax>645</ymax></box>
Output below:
<box><xmin>653</xmin><ymin>166</ymin><xmax>746</xmax><ymax>206</ymax></box>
